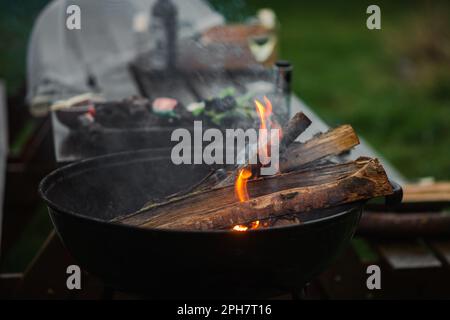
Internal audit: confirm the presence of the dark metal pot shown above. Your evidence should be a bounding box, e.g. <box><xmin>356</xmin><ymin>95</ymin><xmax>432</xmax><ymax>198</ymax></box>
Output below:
<box><xmin>39</xmin><ymin>149</ymin><xmax>400</xmax><ymax>298</ymax></box>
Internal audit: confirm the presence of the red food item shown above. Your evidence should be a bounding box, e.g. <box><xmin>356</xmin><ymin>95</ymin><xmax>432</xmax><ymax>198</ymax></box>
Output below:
<box><xmin>152</xmin><ymin>98</ymin><xmax>178</xmax><ymax>113</ymax></box>
<box><xmin>88</xmin><ymin>105</ymin><xmax>96</xmax><ymax>117</ymax></box>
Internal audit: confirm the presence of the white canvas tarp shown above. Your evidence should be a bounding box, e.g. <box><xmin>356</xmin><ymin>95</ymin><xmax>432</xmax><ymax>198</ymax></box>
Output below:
<box><xmin>27</xmin><ymin>0</ymin><xmax>224</xmax><ymax>115</ymax></box>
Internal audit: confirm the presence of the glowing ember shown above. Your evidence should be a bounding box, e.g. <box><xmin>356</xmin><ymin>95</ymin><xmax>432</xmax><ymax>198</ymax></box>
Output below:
<box><xmin>250</xmin><ymin>220</ymin><xmax>260</xmax><ymax>229</ymax></box>
<box><xmin>232</xmin><ymin>224</ymin><xmax>248</xmax><ymax>232</ymax></box>
<box><xmin>232</xmin><ymin>219</ymin><xmax>262</xmax><ymax>232</ymax></box>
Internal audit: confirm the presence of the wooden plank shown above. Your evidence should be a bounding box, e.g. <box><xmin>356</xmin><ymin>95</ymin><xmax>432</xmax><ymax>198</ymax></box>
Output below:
<box><xmin>0</xmin><ymin>273</ymin><xmax>22</xmax><ymax>298</ymax></box>
<box><xmin>403</xmin><ymin>193</ymin><xmax>450</xmax><ymax>203</ymax></box>
<box><xmin>376</xmin><ymin>241</ymin><xmax>442</xmax><ymax>270</ymax></box>
<box><xmin>428</xmin><ymin>240</ymin><xmax>450</xmax><ymax>266</ymax></box>
<box><xmin>358</xmin><ymin>211</ymin><xmax>450</xmax><ymax>237</ymax></box>
<box><xmin>404</xmin><ymin>182</ymin><xmax>450</xmax><ymax>194</ymax></box>
<box><xmin>366</xmin><ymin>240</ymin><xmax>450</xmax><ymax>298</ymax></box>
<box><xmin>402</xmin><ymin>182</ymin><xmax>450</xmax><ymax>203</ymax></box>
<box><xmin>0</xmin><ymin>80</ymin><xmax>7</xmax><ymax>257</ymax></box>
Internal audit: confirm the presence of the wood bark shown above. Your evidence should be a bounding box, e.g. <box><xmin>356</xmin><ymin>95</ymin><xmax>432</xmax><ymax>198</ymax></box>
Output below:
<box><xmin>116</xmin><ymin>158</ymin><xmax>392</xmax><ymax>230</ymax></box>
<box><xmin>145</xmin><ymin>158</ymin><xmax>392</xmax><ymax>230</ymax></box>
<box><xmin>116</xmin><ymin>158</ymin><xmax>370</xmax><ymax>226</ymax></box>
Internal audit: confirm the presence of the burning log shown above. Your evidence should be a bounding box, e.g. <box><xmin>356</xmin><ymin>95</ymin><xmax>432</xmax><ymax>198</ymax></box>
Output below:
<box><xmin>140</xmin><ymin>158</ymin><xmax>392</xmax><ymax>230</ymax></box>
<box><xmin>115</xmin><ymin>158</ymin><xmax>392</xmax><ymax>230</ymax></box>
<box><xmin>279</xmin><ymin>112</ymin><xmax>313</xmax><ymax>152</ymax></box>
<box><xmin>115</xmin><ymin>122</ymin><xmax>362</xmax><ymax>228</ymax></box>
<box><xmin>136</xmin><ymin>109</ymin><xmax>313</xmax><ymax>205</ymax></box>
<box><xmin>113</xmin><ymin>95</ymin><xmax>384</xmax><ymax>232</ymax></box>
<box><xmin>213</xmin><ymin>110</ymin><xmax>312</xmax><ymax>188</ymax></box>
<box><xmin>116</xmin><ymin>158</ymin><xmax>371</xmax><ymax>226</ymax></box>
<box><xmin>213</xmin><ymin>123</ymin><xmax>358</xmax><ymax>189</ymax></box>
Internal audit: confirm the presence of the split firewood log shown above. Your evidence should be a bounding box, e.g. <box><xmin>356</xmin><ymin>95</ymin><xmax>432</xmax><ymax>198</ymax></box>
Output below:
<box><xmin>115</xmin><ymin>158</ymin><xmax>370</xmax><ymax>226</ymax></box>
<box><xmin>209</xmin><ymin>124</ymin><xmax>360</xmax><ymax>190</ymax></box>
<box><xmin>142</xmin><ymin>158</ymin><xmax>392</xmax><ymax>230</ymax></box>
<box><xmin>115</xmin><ymin>157</ymin><xmax>392</xmax><ymax>230</ymax></box>
<box><xmin>116</xmin><ymin>123</ymin><xmax>361</xmax><ymax>223</ymax></box>
<box><xmin>279</xmin><ymin>124</ymin><xmax>359</xmax><ymax>172</ymax></box>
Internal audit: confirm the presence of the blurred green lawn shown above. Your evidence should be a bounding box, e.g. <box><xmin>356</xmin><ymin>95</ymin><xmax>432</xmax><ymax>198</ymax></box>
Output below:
<box><xmin>243</xmin><ymin>0</ymin><xmax>450</xmax><ymax>180</ymax></box>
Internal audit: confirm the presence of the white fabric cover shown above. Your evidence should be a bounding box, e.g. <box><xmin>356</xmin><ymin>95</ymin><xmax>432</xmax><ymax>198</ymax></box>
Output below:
<box><xmin>27</xmin><ymin>0</ymin><xmax>224</xmax><ymax>107</ymax></box>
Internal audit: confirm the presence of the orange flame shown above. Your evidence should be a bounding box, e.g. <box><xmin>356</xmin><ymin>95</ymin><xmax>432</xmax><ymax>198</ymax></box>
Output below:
<box><xmin>232</xmin><ymin>219</ymin><xmax>261</xmax><ymax>232</ymax></box>
<box><xmin>250</xmin><ymin>220</ymin><xmax>260</xmax><ymax>229</ymax></box>
<box><xmin>255</xmin><ymin>97</ymin><xmax>273</xmax><ymax>161</ymax></box>
<box><xmin>263</xmin><ymin>96</ymin><xmax>272</xmax><ymax>117</ymax></box>
<box><xmin>235</xmin><ymin>167</ymin><xmax>252</xmax><ymax>202</ymax></box>
<box><xmin>254</xmin><ymin>96</ymin><xmax>275</xmax><ymax>129</ymax></box>
<box><xmin>232</xmin><ymin>167</ymin><xmax>253</xmax><ymax>232</ymax></box>
<box><xmin>255</xmin><ymin>100</ymin><xmax>268</xmax><ymax>130</ymax></box>
<box><xmin>232</xmin><ymin>96</ymin><xmax>281</xmax><ymax>232</ymax></box>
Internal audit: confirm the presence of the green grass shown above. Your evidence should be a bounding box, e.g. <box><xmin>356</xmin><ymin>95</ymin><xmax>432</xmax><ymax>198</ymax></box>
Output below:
<box><xmin>9</xmin><ymin>119</ymin><xmax>38</xmax><ymax>157</ymax></box>
<box><xmin>241</xmin><ymin>0</ymin><xmax>450</xmax><ymax>180</ymax></box>
<box><xmin>351</xmin><ymin>237</ymin><xmax>379</xmax><ymax>264</ymax></box>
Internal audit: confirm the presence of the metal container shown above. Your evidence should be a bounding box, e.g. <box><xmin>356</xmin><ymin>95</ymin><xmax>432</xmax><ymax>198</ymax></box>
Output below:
<box><xmin>39</xmin><ymin>149</ymin><xmax>400</xmax><ymax>298</ymax></box>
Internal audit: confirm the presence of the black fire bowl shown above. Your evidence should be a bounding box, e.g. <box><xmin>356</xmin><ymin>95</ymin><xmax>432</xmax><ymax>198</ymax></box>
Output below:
<box><xmin>40</xmin><ymin>149</ymin><xmax>364</xmax><ymax>299</ymax></box>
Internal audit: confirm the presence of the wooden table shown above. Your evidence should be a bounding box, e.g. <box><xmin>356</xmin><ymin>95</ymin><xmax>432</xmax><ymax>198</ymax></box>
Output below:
<box><xmin>43</xmin><ymin>66</ymin><xmax>448</xmax><ymax>299</ymax></box>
